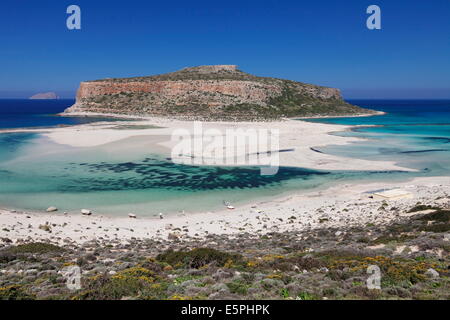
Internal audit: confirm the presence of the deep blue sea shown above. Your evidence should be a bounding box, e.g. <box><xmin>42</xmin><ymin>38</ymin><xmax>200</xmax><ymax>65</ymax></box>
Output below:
<box><xmin>0</xmin><ymin>99</ymin><xmax>448</xmax><ymax>215</ymax></box>
<box><xmin>0</xmin><ymin>99</ymin><xmax>121</xmax><ymax>128</ymax></box>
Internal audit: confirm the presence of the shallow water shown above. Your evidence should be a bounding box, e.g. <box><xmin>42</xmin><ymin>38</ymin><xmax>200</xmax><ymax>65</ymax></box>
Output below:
<box><xmin>0</xmin><ymin>99</ymin><xmax>448</xmax><ymax>216</ymax></box>
<box><xmin>0</xmin><ymin>131</ymin><xmax>418</xmax><ymax>215</ymax></box>
<box><xmin>305</xmin><ymin>100</ymin><xmax>450</xmax><ymax>175</ymax></box>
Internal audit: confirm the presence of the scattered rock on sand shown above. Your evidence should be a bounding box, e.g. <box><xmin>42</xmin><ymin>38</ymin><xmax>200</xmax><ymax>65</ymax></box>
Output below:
<box><xmin>212</xmin><ymin>269</ymin><xmax>233</xmax><ymax>281</ymax></box>
<box><xmin>165</xmin><ymin>224</ymin><xmax>173</xmax><ymax>230</ymax></box>
<box><xmin>39</xmin><ymin>224</ymin><xmax>52</xmax><ymax>232</ymax></box>
<box><xmin>81</xmin><ymin>209</ymin><xmax>92</xmax><ymax>216</ymax></box>
<box><xmin>128</xmin><ymin>213</ymin><xmax>137</xmax><ymax>219</ymax></box>
<box><xmin>168</xmin><ymin>232</ymin><xmax>180</xmax><ymax>240</ymax></box>
<box><xmin>425</xmin><ymin>268</ymin><xmax>440</xmax><ymax>279</ymax></box>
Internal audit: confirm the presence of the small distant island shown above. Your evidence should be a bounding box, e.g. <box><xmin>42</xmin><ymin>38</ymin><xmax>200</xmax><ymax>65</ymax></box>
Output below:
<box><xmin>29</xmin><ymin>92</ymin><xmax>59</xmax><ymax>100</ymax></box>
<box><xmin>64</xmin><ymin>65</ymin><xmax>376</xmax><ymax>120</ymax></box>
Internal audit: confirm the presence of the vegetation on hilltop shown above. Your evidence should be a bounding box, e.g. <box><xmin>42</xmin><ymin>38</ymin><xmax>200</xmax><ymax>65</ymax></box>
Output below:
<box><xmin>67</xmin><ymin>65</ymin><xmax>377</xmax><ymax>120</ymax></box>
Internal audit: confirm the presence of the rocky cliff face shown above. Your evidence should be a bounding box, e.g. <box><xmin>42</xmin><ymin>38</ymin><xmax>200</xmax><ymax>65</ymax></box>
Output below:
<box><xmin>65</xmin><ymin>65</ymin><xmax>374</xmax><ymax>120</ymax></box>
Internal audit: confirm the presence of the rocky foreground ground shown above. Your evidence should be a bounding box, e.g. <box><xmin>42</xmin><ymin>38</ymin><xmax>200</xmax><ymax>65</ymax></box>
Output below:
<box><xmin>0</xmin><ymin>201</ymin><xmax>449</xmax><ymax>300</ymax></box>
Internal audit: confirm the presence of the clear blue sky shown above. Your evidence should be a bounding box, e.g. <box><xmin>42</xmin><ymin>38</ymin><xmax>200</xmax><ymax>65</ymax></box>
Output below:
<box><xmin>1</xmin><ymin>0</ymin><xmax>449</xmax><ymax>99</ymax></box>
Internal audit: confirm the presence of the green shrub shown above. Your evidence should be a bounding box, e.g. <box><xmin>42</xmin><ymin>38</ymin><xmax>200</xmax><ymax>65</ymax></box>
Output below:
<box><xmin>156</xmin><ymin>248</ymin><xmax>242</xmax><ymax>269</ymax></box>
<box><xmin>418</xmin><ymin>210</ymin><xmax>450</xmax><ymax>223</ymax></box>
<box><xmin>74</xmin><ymin>274</ymin><xmax>143</xmax><ymax>300</ymax></box>
<box><xmin>0</xmin><ymin>285</ymin><xmax>35</xmax><ymax>300</ymax></box>
<box><xmin>73</xmin><ymin>271</ymin><xmax>168</xmax><ymax>300</ymax></box>
<box><xmin>280</xmin><ymin>288</ymin><xmax>290</xmax><ymax>298</ymax></box>
<box><xmin>5</xmin><ymin>242</ymin><xmax>64</xmax><ymax>254</ymax></box>
<box><xmin>416</xmin><ymin>210</ymin><xmax>450</xmax><ymax>233</ymax></box>
<box><xmin>420</xmin><ymin>223</ymin><xmax>450</xmax><ymax>233</ymax></box>
<box><xmin>226</xmin><ymin>280</ymin><xmax>250</xmax><ymax>295</ymax></box>
<box><xmin>297</xmin><ymin>292</ymin><xmax>318</xmax><ymax>300</ymax></box>
<box><xmin>0</xmin><ymin>251</ymin><xmax>16</xmax><ymax>263</ymax></box>
<box><xmin>407</xmin><ymin>205</ymin><xmax>440</xmax><ymax>213</ymax></box>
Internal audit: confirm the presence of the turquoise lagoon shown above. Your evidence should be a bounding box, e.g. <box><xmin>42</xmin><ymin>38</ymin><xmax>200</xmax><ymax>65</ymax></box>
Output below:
<box><xmin>305</xmin><ymin>100</ymin><xmax>450</xmax><ymax>175</ymax></box>
<box><xmin>0</xmin><ymin>99</ymin><xmax>449</xmax><ymax>216</ymax></box>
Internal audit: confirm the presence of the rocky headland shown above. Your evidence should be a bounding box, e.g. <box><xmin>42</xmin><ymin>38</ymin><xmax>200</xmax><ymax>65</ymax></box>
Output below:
<box><xmin>64</xmin><ymin>65</ymin><xmax>375</xmax><ymax>121</ymax></box>
<box><xmin>29</xmin><ymin>92</ymin><xmax>59</xmax><ymax>100</ymax></box>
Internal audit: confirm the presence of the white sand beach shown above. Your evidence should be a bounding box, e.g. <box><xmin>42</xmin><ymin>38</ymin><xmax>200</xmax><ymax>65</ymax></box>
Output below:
<box><xmin>0</xmin><ymin>114</ymin><xmax>448</xmax><ymax>244</ymax></box>
<box><xmin>1</xmin><ymin>176</ymin><xmax>449</xmax><ymax>245</ymax></box>
<box><xmin>1</xmin><ymin>113</ymin><xmax>412</xmax><ymax>172</ymax></box>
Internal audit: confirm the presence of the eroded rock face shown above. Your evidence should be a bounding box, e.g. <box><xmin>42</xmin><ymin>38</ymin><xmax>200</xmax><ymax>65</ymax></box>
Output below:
<box><xmin>65</xmin><ymin>65</ymin><xmax>373</xmax><ymax>120</ymax></box>
<box><xmin>74</xmin><ymin>80</ymin><xmax>283</xmax><ymax>105</ymax></box>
